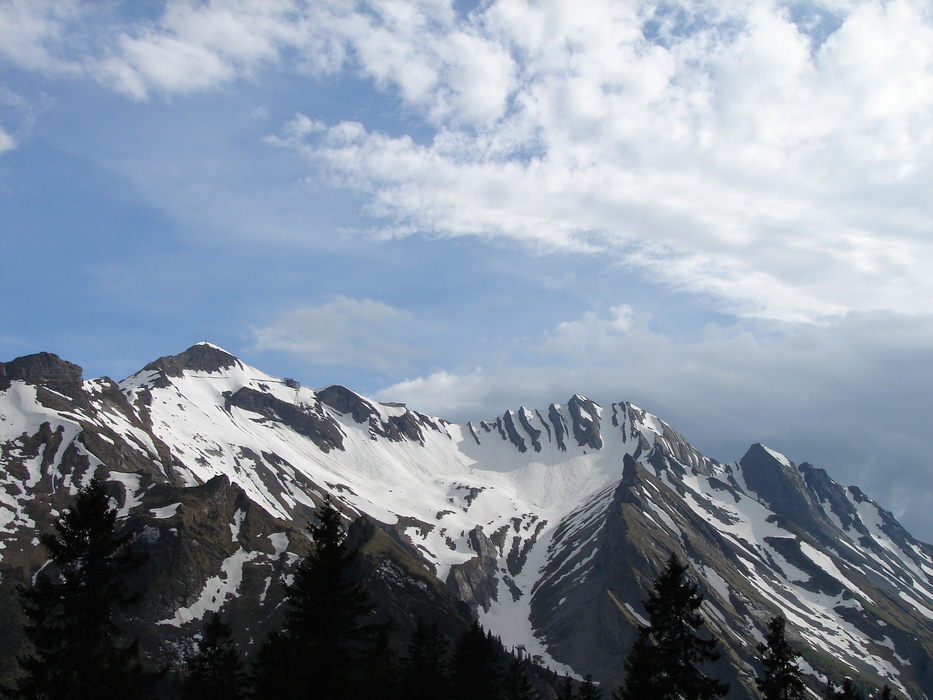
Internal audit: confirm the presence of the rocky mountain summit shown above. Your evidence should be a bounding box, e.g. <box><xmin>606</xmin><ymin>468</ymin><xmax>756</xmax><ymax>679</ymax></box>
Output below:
<box><xmin>2</xmin><ymin>343</ymin><xmax>932</xmax><ymax>698</ymax></box>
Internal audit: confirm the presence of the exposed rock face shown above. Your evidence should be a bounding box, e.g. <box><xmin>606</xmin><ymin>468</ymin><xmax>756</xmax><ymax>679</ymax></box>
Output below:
<box><xmin>346</xmin><ymin>516</ymin><xmax>473</xmax><ymax>645</ymax></box>
<box><xmin>741</xmin><ymin>443</ymin><xmax>829</xmax><ymax>537</ymax></box>
<box><xmin>548</xmin><ymin>403</ymin><xmax>568</xmax><ymax>451</ymax></box>
<box><xmin>0</xmin><ymin>352</ymin><xmax>83</xmax><ymax>386</ymax></box>
<box><xmin>318</xmin><ymin>384</ymin><xmax>434</xmax><ymax>443</ymax></box>
<box><xmin>502</xmin><ymin>412</ymin><xmax>528</xmax><ymax>453</ymax></box>
<box><xmin>518</xmin><ymin>409</ymin><xmax>544</xmax><ymax>452</ymax></box>
<box><xmin>317</xmin><ymin>384</ymin><xmax>378</xmax><ymax>423</ymax></box>
<box><xmin>142</xmin><ymin>343</ymin><xmax>241</xmax><ymax>386</ymax></box>
<box><xmin>227</xmin><ymin>387</ymin><xmax>345</xmax><ymax>453</ymax></box>
<box><xmin>568</xmin><ymin>394</ymin><xmax>602</xmax><ymax>449</ymax></box>
<box><xmin>446</xmin><ymin>526</ymin><xmax>501</xmax><ymax>612</ymax></box>
<box><xmin>0</xmin><ymin>352</ymin><xmax>84</xmax><ymax>396</ymax></box>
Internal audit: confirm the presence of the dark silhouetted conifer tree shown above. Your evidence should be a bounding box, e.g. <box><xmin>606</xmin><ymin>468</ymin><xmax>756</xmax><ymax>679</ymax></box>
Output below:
<box><xmin>755</xmin><ymin>614</ymin><xmax>806</xmax><ymax>700</ymax></box>
<box><xmin>577</xmin><ymin>674</ymin><xmax>601</xmax><ymax>700</ymax></box>
<box><xmin>398</xmin><ymin>620</ymin><xmax>450</xmax><ymax>700</ymax></box>
<box><xmin>614</xmin><ymin>554</ymin><xmax>728</xmax><ymax>700</ymax></box>
<box><xmin>356</xmin><ymin>621</ymin><xmax>397</xmax><ymax>700</ymax></box>
<box><xmin>558</xmin><ymin>674</ymin><xmax>575</xmax><ymax>700</ymax></box>
<box><xmin>182</xmin><ymin>612</ymin><xmax>244</xmax><ymax>700</ymax></box>
<box><xmin>450</xmin><ymin>621</ymin><xmax>503</xmax><ymax>700</ymax></box>
<box><xmin>502</xmin><ymin>657</ymin><xmax>538</xmax><ymax>700</ymax></box>
<box><xmin>837</xmin><ymin>679</ymin><xmax>865</xmax><ymax>700</ymax></box>
<box><xmin>11</xmin><ymin>477</ymin><xmax>155</xmax><ymax>700</ymax></box>
<box><xmin>251</xmin><ymin>496</ymin><xmax>385</xmax><ymax>700</ymax></box>
<box><xmin>824</xmin><ymin>678</ymin><xmax>866</xmax><ymax>700</ymax></box>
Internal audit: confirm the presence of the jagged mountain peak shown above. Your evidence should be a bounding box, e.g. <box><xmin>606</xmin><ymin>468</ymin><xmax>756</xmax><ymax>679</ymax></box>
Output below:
<box><xmin>738</xmin><ymin>442</ymin><xmax>839</xmax><ymax>538</ymax></box>
<box><xmin>0</xmin><ymin>351</ymin><xmax>84</xmax><ymax>389</ymax></box>
<box><xmin>317</xmin><ymin>384</ymin><xmax>379</xmax><ymax>420</ymax></box>
<box><xmin>141</xmin><ymin>342</ymin><xmax>243</xmax><ymax>382</ymax></box>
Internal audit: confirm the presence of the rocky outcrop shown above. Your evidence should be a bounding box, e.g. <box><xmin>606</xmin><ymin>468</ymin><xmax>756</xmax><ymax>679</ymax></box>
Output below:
<box><xmin>317</xmin><ymin>384</ymin><xmax>379</xmax><ymax>423</ymax></box>
<box><xmin>502</xmin><ymin>412</ymin><xmax>527</xmax><ymax>453</ymax></box>
<box><xmin>568</xmin><ymin>395</ymin><xmax>602</xmax><ymax>449</ymax></box>
<box><xmin>0</xmin><ymin>352</ymin><xmax>84</xmax><ymax>397</ymax></box>
<box><xmin>347</xmin><ymin>516</ymin><xmax>473</xmax><ymax>646</ymax></box>
<box><xmin>318</xmin><ymin>384</ymin><xmax>432</xmax><ymax>444</ymax></box>
<box><xmin>548</xmin><ymin>404</ymin><xmax>568</xmax><ymax>451</ymax></box>
<box><xmin>226</xmin><ymin>387</ymin><xmax>345</xmax><ymax>453</ymax></box>
<box><xmin>446</xmin><ymin>526</ymin><xmax>500</xmax><ymax>613</ymax></box>
<box><xmin>518</xmin><ymin>409</ymin><xmax>542</xmax><ymax>452</ymax></box>
<box><xmin>740</xmin><ymin>443</ymin><xmax>829</xmax><ymax>538</ymax></box>
<box><xmin>142</xmin><ymin>343</ymin><xmax>241</xmax><ymax>386</ymax></box>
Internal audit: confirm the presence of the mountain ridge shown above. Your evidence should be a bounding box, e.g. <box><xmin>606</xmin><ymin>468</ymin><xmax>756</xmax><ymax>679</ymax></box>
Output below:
<box><xmin>2</xmin><ymin>342</ymin><xmax>932</xmax><ymax>698</ymax></box>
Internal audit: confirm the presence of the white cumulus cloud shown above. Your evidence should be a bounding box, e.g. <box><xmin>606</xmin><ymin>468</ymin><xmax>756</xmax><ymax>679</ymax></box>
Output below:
<box><xmin>8</xmin><ymin>1</ymin><xmax>933</xmax><ymax>323</ymax></box>
<box><xmin>265</xmin><ymin>0</ymin><xmax>933</xmax><ymax>322</ymax></box>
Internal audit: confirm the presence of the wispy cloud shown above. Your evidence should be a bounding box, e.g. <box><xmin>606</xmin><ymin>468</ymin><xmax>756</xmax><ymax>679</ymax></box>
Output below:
<box><xmin>7</xmin><ymin>2</ymin><xmax>933</xmax><ymax>322</ymax></box>
<box><xmin>0</xmin><ymin>123</ymin><xmax>14</xmax><ymax>155</ymax></box>
<box><xmin>266</xmin><ymin>0</ymin><xmax>933</xmax><ymax>322</ymax></box>
<box><xmin>0</xmin><ymin>0</ymin><xmax>90</xmax><ymax>74</ymax></box>
<box><xmin>250</xmin><ymin>296</ymin><xmax>422</xmax><ymax>371</ymax></box>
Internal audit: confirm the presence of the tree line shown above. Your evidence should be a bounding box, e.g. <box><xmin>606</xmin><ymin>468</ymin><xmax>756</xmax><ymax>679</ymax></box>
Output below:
<box><xmin>0</xmin><ymin>479</ymin><xmax>905</xmax><ymax>699</ymax></box>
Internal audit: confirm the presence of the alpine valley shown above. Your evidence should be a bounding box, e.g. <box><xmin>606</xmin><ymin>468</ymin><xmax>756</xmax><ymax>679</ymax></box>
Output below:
<box><xmin>2</xmin><ymin>343</ymin><xmax>933</xmax><ymax>698</ymax></box>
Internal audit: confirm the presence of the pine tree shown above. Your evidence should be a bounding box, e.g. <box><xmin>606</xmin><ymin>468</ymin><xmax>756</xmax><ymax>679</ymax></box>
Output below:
<box><xmin>824</xmin><ymin>679</ymin><xmax>866</xmax><ymax>700</ymax></box>
<box><xmin>558</xmin><ymin>674</ymin><xmax>576</xmax><ymax>700</ymax></box>
<box><xmin>502</xmin><ymin>657</ymin><xmax>538</xmax><ymax>700</ymax></box>
<box><xmin>356</xmin><ymin>621</ymin><xmax>397</xmax><ymax>700</ymax></box>
<box><xmin>11</xmin><ymin>477</ymin><xmax>155</xmax><ymax>700</ymax></box>
<box><xmin>181</xmin><ymin>612</ymin><xmax>244</xmax><ymax>700</ymax></box>
<box><xmin>876</xmin><ymin>685</ymin><xmax>895</xmax><ymax>700</ymax></box>
<box><xmin>615</xmin><ymin>623</ymin><xmax>664</xmax><ymax>700</ymax></box>
<box><xmin>755</xmin><ymin>614</ymin><xmax>806</xmax><ymax>700</ymax></box>
<box><xmin>251</xmin><ymin>496</ymin><xmax>384</xmax><ymax>700</ymax></box>
<box><xmin>837</xmin><ymin>679</ymin><xmax>865</xmax><ymax>700</ymax></box>
<box><xmin>577</xmin><ymin>674</ymin><xmax>601</xmax><ymax>700</ymax></box>
<box><xmin>614</xmin><ymin>554</ymin><xmax>729</xmax><ymax>700</ymax></box>
<box><xmin>398</xmin><ymin>620</ymin><xmax>451</xmax><ymax>700</ymax></box>
<box><xmin>450</xmin><ymin>621</ymin><xmax>503</xmax><ymax>700</ymax></box>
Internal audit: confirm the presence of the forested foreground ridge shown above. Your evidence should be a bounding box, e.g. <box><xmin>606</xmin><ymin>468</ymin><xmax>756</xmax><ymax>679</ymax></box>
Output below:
<box><xmin>2</xmin><ymin>344</ymin><xmax>933</xmax><ymax>698</ymax></box>
<box><xmin>0</xmin><ymin>482</ymin><xmax>902</xmax><ymax>699</ymax></box>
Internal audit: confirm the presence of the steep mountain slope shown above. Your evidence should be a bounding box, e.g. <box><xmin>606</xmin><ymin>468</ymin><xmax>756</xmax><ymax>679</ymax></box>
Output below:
<box><xmin>2</xmin><ymin>343</ymin><xmax>932</xmax><ymax>698</ymax></box>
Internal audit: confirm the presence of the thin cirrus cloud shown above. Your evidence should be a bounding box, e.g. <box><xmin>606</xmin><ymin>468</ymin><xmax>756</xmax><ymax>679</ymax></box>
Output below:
<box><xmin>249</xmin><ymin>296</ymin><xmax>422</xmax><ymax>372</ymax></box>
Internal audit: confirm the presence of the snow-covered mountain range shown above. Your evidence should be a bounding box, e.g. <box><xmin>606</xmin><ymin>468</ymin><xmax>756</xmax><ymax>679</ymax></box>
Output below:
<box><xmin>2</xmin><ymin>343</ymin><xmax>933</xmax><ymax>698</ymax></box>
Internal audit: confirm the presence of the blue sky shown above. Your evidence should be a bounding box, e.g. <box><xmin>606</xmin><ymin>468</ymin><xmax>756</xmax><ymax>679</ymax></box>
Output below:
<box><xmin>2</xmin><ymin>0</ymin><xmax>933</xmax><ymax>539</ymax></box>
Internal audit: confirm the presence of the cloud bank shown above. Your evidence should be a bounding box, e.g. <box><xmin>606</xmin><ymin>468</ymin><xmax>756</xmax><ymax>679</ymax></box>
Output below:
<box><xmin>378</xmin><ymin>308</ymin><xmax>933</xmax><ymax>537</ymax></box>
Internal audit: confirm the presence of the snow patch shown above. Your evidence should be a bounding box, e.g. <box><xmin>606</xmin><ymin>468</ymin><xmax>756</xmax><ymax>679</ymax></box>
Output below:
<box><xmin>151</xmin><ymin>503</ymin><xmax>181</xmax><ymax>519</ymax></box>
<box><xmin>158</xmin><ymin>548</ymin><xmax>260</xmax><ymax>626</ymax></box>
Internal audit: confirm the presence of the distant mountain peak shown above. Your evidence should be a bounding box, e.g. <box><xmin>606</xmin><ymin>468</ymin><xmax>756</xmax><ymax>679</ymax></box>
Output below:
<box><xmin>0</xmin><ymin>351</ymin><xmax>84</xmax><ymax>387</ymax></box>
<box><xmin>141</xmin><ymin>342</ymin><xmax>242</xmax><ymax>383</ymax></box>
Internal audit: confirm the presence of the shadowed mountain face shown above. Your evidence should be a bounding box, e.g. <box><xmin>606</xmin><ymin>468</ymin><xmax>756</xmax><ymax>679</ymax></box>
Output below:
<box><xmin>2</xmin><ymin>343</ymin><xmax>932</xmax><ymax>698</ymax></box>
